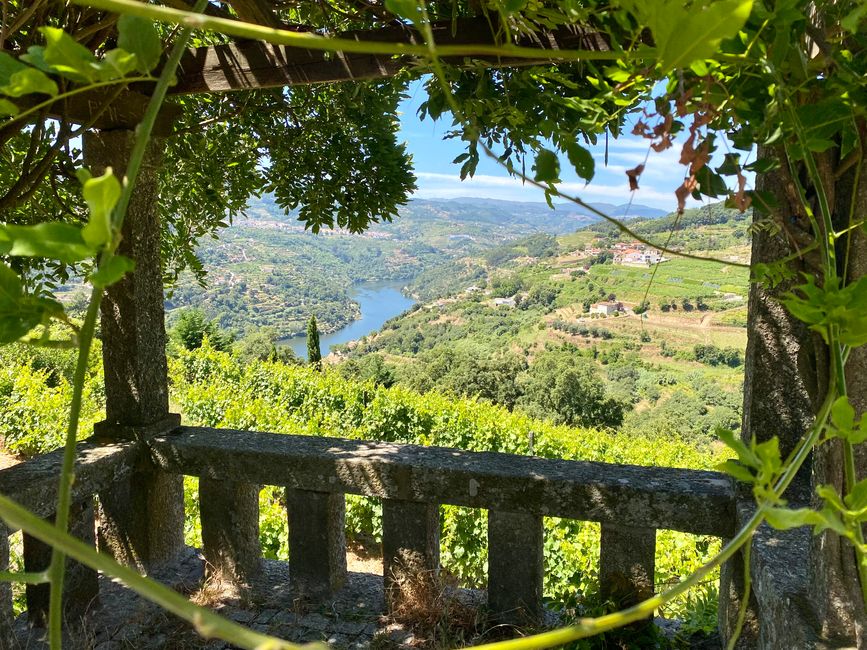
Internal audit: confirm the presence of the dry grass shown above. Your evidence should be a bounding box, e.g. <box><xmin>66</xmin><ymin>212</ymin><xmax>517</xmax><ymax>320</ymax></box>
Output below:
<box><xmin>386</xmin><ymin>566</ymin><xmax>481</xmax><ymax>648</ymax></box>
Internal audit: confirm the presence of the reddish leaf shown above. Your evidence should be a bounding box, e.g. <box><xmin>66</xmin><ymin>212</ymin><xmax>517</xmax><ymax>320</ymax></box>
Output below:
<box><xmin>675</xmin><ymin>175</ymin><xmax>698</xmax><ymax>214</ymax></box>
<box><xmin>732</xmin><ymin>171</ymin><xmax>752</xmax><ymax>212</ymax></box>
<box><xmin>626</xmin><ymin>164</ymin><xmax>645</xmax><ymax>191</ymax></box>
<box><xmin>689</xmin><ymin>142</ymin><xmax>710</xmax><ymax>175</ymax></box>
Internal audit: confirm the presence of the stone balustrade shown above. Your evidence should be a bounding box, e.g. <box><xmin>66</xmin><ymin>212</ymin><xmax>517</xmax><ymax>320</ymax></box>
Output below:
<box><xmin>0</xmin><ymin>425</ymin><xmax>736</xmax><ymax>644</ymax></box>
<box><xmin>0</xmin><ymin>439</ymin><xmax>137</xmax><ymax>647</ymax></box>
<box><xmin>149</xmin><ymin>426</ymin><xmax>735</xmax><ymax>622</ymax></box>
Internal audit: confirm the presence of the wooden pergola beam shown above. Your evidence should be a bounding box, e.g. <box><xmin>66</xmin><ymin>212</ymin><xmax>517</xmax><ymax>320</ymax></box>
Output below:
<box><xmin>171</xmin><ymin>17</ymin><xmax>608</xmax><ymax>95</ymax></box>
<box><xmin>40</xmin><ymin>17</ymin><xmax>607</xmax><ymax>129</ymax></box>
<box><xmin>224</xmin><ymin>0</ymin><xmax>283</xmax><ymax>29</ymax></box>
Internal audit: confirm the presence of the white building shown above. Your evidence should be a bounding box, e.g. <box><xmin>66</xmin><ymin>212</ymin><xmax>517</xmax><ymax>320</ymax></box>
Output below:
<box><xmin>589</xmin><ymin>301</ymin><xmax>623</xmax><ymax>315</ymax></box>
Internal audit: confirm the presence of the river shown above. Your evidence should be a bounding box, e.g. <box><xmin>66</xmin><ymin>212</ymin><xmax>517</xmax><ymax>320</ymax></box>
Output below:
<box><xmin>281</xmin><ymin>280</ymin><xmax>416</xmax><ymax>358</ymax></box>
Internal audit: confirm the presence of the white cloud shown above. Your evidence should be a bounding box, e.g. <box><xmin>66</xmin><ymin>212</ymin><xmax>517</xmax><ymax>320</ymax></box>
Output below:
<box><xmin>412</xmin><ymin>171</ymin><xmax>698</xmax><ymax>211</ymax></box>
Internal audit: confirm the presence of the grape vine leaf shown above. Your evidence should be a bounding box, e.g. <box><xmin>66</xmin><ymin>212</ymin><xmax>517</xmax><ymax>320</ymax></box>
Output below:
<box><xmin>79</xmin><ymin>169</ymin><xmax>121</xmax><ymax>247</ymax></box>
<box><xmin>0</xmin><ymin>223</ymin><xmax>93</xmax><ymax>264</ymax></box>
<box><xmin>89</xmin><ymin>255</ymin><xmax>135</xmax><ymax>289</ymax></box>
<box><xmin>118</xmin><ymin>15</ymin><xmax>163</xmax><ymax>73</ymax></box>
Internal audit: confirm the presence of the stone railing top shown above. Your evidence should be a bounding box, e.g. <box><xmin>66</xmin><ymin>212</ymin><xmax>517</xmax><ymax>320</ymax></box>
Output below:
<box><xmin>0</xmin><ymin>438</ymin><xmax>137</xmax><ymax>530</ymax></box>
<box><xmin>150</xmin><ymin>426</ymin><xmax>735</xmax><ymax>537</ymax></box>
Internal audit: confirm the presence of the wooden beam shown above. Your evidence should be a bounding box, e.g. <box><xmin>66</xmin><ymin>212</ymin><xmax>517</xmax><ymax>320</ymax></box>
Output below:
<box><xmin>15</xmin><ymin>87</ymin><xmax>181</xmax><ymax>133</ymax></box>
<box><xmin>171</xmin><ymin>17</ymin><xmax>609</xmax><ymax>95</ymax></box>
<box><xmin>224</xmin><ymin>0</ymin><xmax>283</xmax><ymax>28</ymax></box>
<box><xmin>33</xmin><ymin>17</ymin><xmax>607</xmax><ymax>128</ymax></box>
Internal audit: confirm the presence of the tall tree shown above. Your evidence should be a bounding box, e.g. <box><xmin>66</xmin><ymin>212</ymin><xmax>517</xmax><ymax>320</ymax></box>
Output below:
<box><xmin>307</xmin><ymin>315</ymin><xmax>322</xmax><ymax>367</ymax></box>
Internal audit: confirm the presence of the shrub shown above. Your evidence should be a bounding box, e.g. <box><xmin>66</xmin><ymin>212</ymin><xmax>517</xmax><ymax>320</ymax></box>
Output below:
<box><xmin>170</xmin><ymin>344</ymin><xmax>725</xmax><ymax>627</ymax></box>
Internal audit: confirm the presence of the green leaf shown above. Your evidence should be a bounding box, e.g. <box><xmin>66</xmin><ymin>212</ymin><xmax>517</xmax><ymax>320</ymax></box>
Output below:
<box><xmin>98</xmin><ymin>49</ymin><xmax>139</xmax><ymax>79</ymax></box>
<box><xmin>716</xmin><ymin>153</ymin><xmax>741</xmax><ymax>176</ymax></box>
<box><xmin>1</xmin><ymin>67</ymin><xmax>58</xmax><ymax>97</ymax></box>
<box><xmin>652</xmin><ymin>0</ymin><xmax>753</xmax><ymax>71</ymax></box>
<box><xmin>743</xmin><ymin>158</ymin><xmax>780</xmax><ymax>174</ymax></box>
<box><xmin>0</xmin><ymin>262</ymin><xmax>63</xmax><ymax>344</ymax></box>
<box><xmin>384</xmin><ymin>0</ymin><xmax>420</xmax><ymax>21</ymax></box>
<box><xmin>39</xmin><ymin>27</ymin><xmax>99</xmax><ymax>83</ymax></box>
<box><xmin>533</xmin><ymin>148</ymin><xmax>560</xmax><ymax>183</ymax></box>
<box><xmin>754</xmin><ymin>436</ymin><xmax>782</xmax><ymax>475</ymax></box>
<box><xmin>845</xmin><ymin>479</ymin><xmax>867</xmax><ymax>513</ymax></box>
<box><xmin>565</xmin><ymin>142</ymin><xmax>595</xmax><ymax>182</ymax></box>
<box><xmin>795</xmin><ymin>99</ymin><xmax>852</xmax><ymax>150</ymax></box>
<box><xmin>842</xmin><ymin>3</ymin><xmax>867</xmax><ymax>33</ymax></box>
<box><xmin>0</xmin><ymin>52</ymin><xmax>28</xmax><ymax>86</ymax></box>
<box><xmin>716</xmin><ymin>427</ymin><xmax>759</xmax><ymax>469</ymax></box>
<box><xmin>765</xmin><ymin>507</ymin><xmax>846</xmax><ymax>536</ymax></box>
<box><xmin>19</xmin><ymin>46</ymin><xmax>50</xmax><ymax>73</ymax></box>
<box><xmin>783</xmin><ymin>275</ymin><xmax>867</xmax><ymax>348</ymax></box>
<box><xmin>0</xmin><ymin>98</ymin><xmax>19</xmax><ymax>116</ymax></box>
<box><xmin>0</xmin><ymin>222</ymin><xmax>94</xmax><ymax>264</ymax></box>
<box><xmin>716</xmin><ymin>459</ymin><xmax>754</xmax><ymax>483</ymax></box>
<box><xmin>117</xmin><ymin>15</ymin><xmax>163</xmax><ymax>73</ymax></box>
<box><xmin>816</xmin><ymin>484</ymin><xmax>846</xmax><ymax>512</ymax></box>
<box><xmin>80</xmin><ymin>169</ymin><xmax>121</xmax><ymax>247</ymax></box>
<box><xmin>89</xmin><ymin>255</ymin><xmax>135</xmax><ymax>288</ymax></box>
<box><xmin>830</xmin><ymin>397</ymin><xmax>856</xmax><ymax>436</ymax></box>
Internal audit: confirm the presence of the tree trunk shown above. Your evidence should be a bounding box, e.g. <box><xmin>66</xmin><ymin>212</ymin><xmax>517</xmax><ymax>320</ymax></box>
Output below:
<box><xmin>727</xmin><ymin>142</ymin><xmax>867</xmax><ymax>646</ymax></box>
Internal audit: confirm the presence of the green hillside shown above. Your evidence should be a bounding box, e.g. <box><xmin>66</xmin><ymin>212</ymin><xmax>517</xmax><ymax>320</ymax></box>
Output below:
<box><xmin>338</xmin><ymin>203</ymin><xmax>751</xmax><ymax>445</ymax></box>
<box><xmin>163</xmin><ymin>197</ymin><xmax>663</xmax><ymax>338</ymax></box>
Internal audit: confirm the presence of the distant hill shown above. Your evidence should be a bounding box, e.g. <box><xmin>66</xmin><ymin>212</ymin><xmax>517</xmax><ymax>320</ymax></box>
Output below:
<box><xmin>244</xmin><ymin>195</ymin><xmax>666</xmax><ymax>233</ymax></box>
<box><xmin>169</xmin><ymin>195</ymin><xmax>665</xmax><ymax>338</ymax></box>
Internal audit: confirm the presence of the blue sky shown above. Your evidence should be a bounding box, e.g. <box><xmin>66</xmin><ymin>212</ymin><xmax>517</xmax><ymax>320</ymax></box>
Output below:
<box><xmin>396</xmin><ymin>79</ymin><xmax>747</xmax><ymax>213</ymax></box>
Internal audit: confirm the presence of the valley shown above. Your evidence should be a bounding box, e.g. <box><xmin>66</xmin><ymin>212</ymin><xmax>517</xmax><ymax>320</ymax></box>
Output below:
<box><xmin>164</xmin><ymin>195</ymin><xmax>664</xmax><ymax>338</ymax></box>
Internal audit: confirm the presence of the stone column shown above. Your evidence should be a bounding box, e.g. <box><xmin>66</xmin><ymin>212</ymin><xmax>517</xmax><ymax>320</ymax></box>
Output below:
<box><xmin>487</xmin><ymin>510</ymin><xmax>543</xmax><ymax>624</ymax></box>
<box><xmin>287</xmin><ymin>489</ymin><xmax>346</xmax><ymax>598</ymax></box>
<box><xmin>22</xmin><ymin>501</ymin><xmax>99</xmax><ymax>628</ymax></box>
<box><xmin>200</xmin><ymin>478</ymin><xmax>261</xmax><ymax>597</ymax></box>
<box><xmin>382</xmin><ymin>500</ymin><xmax>439</xmax><ymax>609</ymax></box>
<box><xmin>83</xmin><ymin>130</ymin><xmax>184</xmax><ymax>572</ymax></box>
<box><xmin>599</xmin><ymin>524</ymin><xmax>655</xmax><ymax>607</ymax></box>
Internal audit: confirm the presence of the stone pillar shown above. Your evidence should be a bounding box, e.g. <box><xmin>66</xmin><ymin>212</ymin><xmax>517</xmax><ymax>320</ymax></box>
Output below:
<box><xmin>23</xmin><ymin>501</ymin><xmax>99</xmax><ymax>628</ymax></box>
<box><xmin>200</xmin><ymin>478</ymin><xmax>261</xmax><ymax>596</ymax></box>
<box><xmin>599</xmin><ymin>524</ymin><xmax>655</xmax><ymax>608</ymax></box>
<box><xmin>487</xmin><ymin>510</ymin><xmax>543</xmax><ymax>624</ymax></box>
<box><xmin>287</xmin><ymin>489</ymin><xmax>346</xmax><ymax>598</ymax></box>
<box><xmin>382</xmin><ymin>500</ymin><xmax>439</xmax><ymax>609</ymax></box>
<box><xmin>0</xmin><ymin>525</ymin><xmax>13</xmax><ymax>649</ymax></box>
<box><xmin>83</xmin><ymin>130</ymin><xmax>184</xmax><ymax>572</ymax></box>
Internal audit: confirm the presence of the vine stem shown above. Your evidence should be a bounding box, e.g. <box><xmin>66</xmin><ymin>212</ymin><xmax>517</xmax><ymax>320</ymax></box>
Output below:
<box><xmin>781</xmin><ymin>96</ymin><xmax>867</xmax><ymax>607</ymax></box>
<box><xmin>0</xmin><ymin>571</ymin><xmax>49</xmax><ymax>584</ymax></box>
<box><xmin>73</xmin><ymin>0</ymin><xmax>637</xmax><ymax>63</ymax></box>
<box><xmin>46</xmin><ymin>292</ymin><xmax>101</xmax><ymax>648</ymax></box>
<box><xmin>726</xmin><ymin>541</ymin><xmax>751</xmax><ymax>650</ymax></box>
<box><xmin>45</xmin><ymin>3</ymin><xmax>208</xmax><ymax>647</ymax></box>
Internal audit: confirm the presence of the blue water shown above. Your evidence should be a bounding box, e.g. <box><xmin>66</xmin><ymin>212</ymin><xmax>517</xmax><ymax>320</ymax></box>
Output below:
<box><xmin>283</xmin><ymin>281</ymin><xmax>415</xmax><ymax>358</ymax></box>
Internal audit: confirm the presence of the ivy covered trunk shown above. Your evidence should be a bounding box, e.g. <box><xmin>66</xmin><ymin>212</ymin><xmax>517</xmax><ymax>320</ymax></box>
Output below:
<box><xmin>726</xmin><ymin>142</ymin><xmax>867</xmax><ymax>646</ymax></box>
<box><xmin>811</xmin><ymin>144</ymin><xmax>867</xmax><ymax>645</ymax></box>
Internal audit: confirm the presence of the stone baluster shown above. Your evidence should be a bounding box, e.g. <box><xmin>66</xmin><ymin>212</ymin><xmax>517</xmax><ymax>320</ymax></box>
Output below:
<box><xmin>23</xmin><ymin>500</ymin><xmax>99</xmax><ymax>628</ymax></box>
<box><xmin>287</xmin><ymin>489</ymin><xmax>346</xmax><ymax>597</ymax></box>
<box><xmin>599</xmin><ymin>524</ymin><xmax>656</xmax><ymax>608</ymax></box>
<box><xmin>381</xmin><ymin>500</ymin><xmax>440</xmax><ymax>610</ymax></box>
<box><xmin>487</xmin><ymin>510</ymin><xmax>544</xmax><ymax>624</ymax></box>
<box><xmin>0</xmin><ymin>525</ymin><xmax>13</xmax><ymax>649</ymax></box>
<box><xmin>199</xmin><ymin>478</ymin><xmax>261</xmax><ymax>597</ymax></box>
